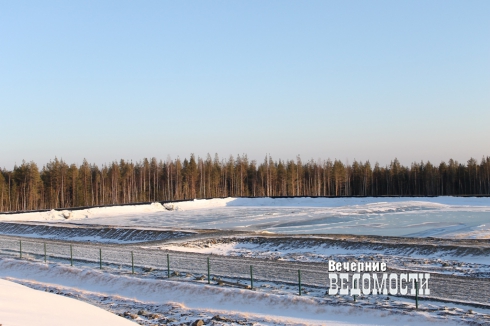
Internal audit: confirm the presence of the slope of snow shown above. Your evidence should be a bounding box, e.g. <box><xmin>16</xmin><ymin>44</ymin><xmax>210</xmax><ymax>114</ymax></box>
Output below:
<box><xmin>157</xmin><ymin>237</ymin><xmax>490</xmax><ymax>277</ymax></box>
<box><xmin>0</xmin><ymin>278</ymin><xmax>136</xmax><ymax>326</ymax></box>
<box><xmin>0</xmin><ymin>258</ymin><xmax>466</xmax><ymax>326</ymax></box>
<box><xmin>1</xmin><ymin>197</ymin><xmax>490</xmax><ymax>238</ymax></box>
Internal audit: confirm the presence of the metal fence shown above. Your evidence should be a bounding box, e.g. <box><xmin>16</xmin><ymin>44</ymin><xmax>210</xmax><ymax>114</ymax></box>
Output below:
<box><xmin>0</xmin><ymin>237</ymin><xmax>331</xmax><ymax>294</ymax></box>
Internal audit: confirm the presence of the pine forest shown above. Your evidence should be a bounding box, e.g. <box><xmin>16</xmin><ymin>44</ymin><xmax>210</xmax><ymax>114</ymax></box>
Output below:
<box><xmin>1</xmin><ymin>154</ymin><xmax>490</xmax><ymax>212</ymax></box>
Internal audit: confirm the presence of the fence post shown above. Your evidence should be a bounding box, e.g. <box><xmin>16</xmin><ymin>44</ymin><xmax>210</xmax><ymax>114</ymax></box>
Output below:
<box><xmin>99</xmin><ymin>248</ymin><xmax>102</xmax><ymax>269</ymax></box>
<box><xmin>415</xmin><ymin>280</ymin><xmax>419</xmax><ymax>309</ymax></box>
<box><xmin>250</xmin><ymin>265</ymin><xmax>253</xmax><ymax>290</ymax></box>
<box><xmin>207</xmin><ymin>257</ymin><xmax>210</xmax><ymax>284</ymax></box>
<box><xmin>131</xmin><ymin>251</ymin><xmax>134</xmax><ymax>274</ymax></box>
<box><xmin>70</xmin><ymin>245</ymin><xmax>73</xmax><ymax>266</ymax></box>
<box><xmin>19</xmin><ymin>240</ymin><xmax>22</xmax><ymax>259</ymax></box>
<box><xmin>298</xmin><ymin>269</ymin><xmax>302</xmax><ymax>296</ymax></box>
<box><xmin>44</xmin><ymin>242</ymin><xmax>47</xmax><ymax>263</ymax></box>
<box><xmin>167</xmin><ymin>254</ymin><xmax>170</xmax><ymax>278</ymax></box>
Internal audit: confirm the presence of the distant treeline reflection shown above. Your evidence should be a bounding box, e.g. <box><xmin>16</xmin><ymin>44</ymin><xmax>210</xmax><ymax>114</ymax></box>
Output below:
<box><xmin>2</xmin><ymin>154</ymin><xmax>490</xmax><ymax>212</ymax></box>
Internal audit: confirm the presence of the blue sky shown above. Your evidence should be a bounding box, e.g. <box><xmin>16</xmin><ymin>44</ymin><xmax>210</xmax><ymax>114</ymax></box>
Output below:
<box><xmin>1</xmin><ymin>1</ymin><xmax>489</xmax><ymax>168</ymax></box>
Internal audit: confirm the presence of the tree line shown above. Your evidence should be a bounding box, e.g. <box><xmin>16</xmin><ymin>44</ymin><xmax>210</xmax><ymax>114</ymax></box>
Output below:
<box><xmin>1</xmin><ymin>154</ymin><xmax>490</xmax><ymax>212</ymax></box>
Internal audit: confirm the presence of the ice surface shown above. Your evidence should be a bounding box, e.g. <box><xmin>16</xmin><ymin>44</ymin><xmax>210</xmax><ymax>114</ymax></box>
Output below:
<box><xmin>2</xmin><ymin>197</ymin><xmax>490</xmax><ymax>238</ymax></box>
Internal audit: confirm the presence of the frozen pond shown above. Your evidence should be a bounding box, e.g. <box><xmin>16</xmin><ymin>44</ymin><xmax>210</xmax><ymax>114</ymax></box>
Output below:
<box><xmin>3</xmin><ymin>197</ymin><xmax>489</xmax><ymax>238</ymax></box>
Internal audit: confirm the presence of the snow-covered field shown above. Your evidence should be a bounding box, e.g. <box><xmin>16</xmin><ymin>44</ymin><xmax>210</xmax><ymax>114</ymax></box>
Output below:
<box><xmin>1</xmin><ymin>197</ymin><xmax>490</xmax><ymax>325</ymax></box>
<box><xmin>1</xmin><ymin>258</ymin><xmax>486</xmax><ymax>326</ymax></box>
<box><xmin>2</xmin><ymin>197</ymin><xmax>490</xmax><ymax>238</ymax></box>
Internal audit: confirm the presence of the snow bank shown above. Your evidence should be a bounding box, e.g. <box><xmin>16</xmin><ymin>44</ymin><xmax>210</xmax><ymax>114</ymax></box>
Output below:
<box><xmin>0</xmin><ymin>278</ymin><xmax>136</xmax><ymax>326</ymax></box>
<box><xmin>0</xmin><ymin>202</ymin><xmax>167</xmax><ymax>222</ymax></box>
<box><xmin>0</xmin><ymin>258</ymin><xmax>457</xmax><ymax>326</ymax></box>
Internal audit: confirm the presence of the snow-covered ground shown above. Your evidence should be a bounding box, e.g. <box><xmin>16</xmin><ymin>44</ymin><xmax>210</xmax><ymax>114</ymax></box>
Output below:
<box><xmin>156</xmin><ymin>236</ymin><xmax>490</xmax><ymax>278</ymax></box>
<box><xmin>1</xmin><ymin>258</ymin><xmax>486</xmax><ymax>326</ymax></box>
<box><xmin>2</xmin><ymin>197</ymin><xmax>490</xmax><ymax>238</ymax></box>
<box><xmin>2</xmin><ymin>197</ymin><xmax>490</xmax><ymax>325</ymax></box>
<box><xmin>0</xmin><ymin>277</ymin><xmax>136</xmax><ymax>326</ymax></box>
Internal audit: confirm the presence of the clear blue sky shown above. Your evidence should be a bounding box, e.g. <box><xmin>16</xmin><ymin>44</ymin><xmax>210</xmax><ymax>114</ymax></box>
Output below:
<box><xmin>1</xmin><ymin>1</ymin><xmax>489</xmax><ymax>168</ymax></box>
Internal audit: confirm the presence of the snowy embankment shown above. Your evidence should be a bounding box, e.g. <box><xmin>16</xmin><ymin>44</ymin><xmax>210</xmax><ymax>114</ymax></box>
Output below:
<box><xmin>0</xmin><ymin>222</ymin><xmax>194</xmax><ymax>244</ymax></box>
<box><xmin>158</xmin><ymin>236</ymin><xmax>490</xmax><ymax>278</ymax></box>
<box><xmin>0</xmin><ymin>278</ymin><xmax>136</xmax><ymax>326</ymax></box>
<box><xmin>1</xmin><ymin>196</ymin><xmax>490</xmax><ymax>238</ymax></box>
<box><xmin>0</xmin><ymin>258</ymin><xmax>474</xmax><ymax>326</ymax></box>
